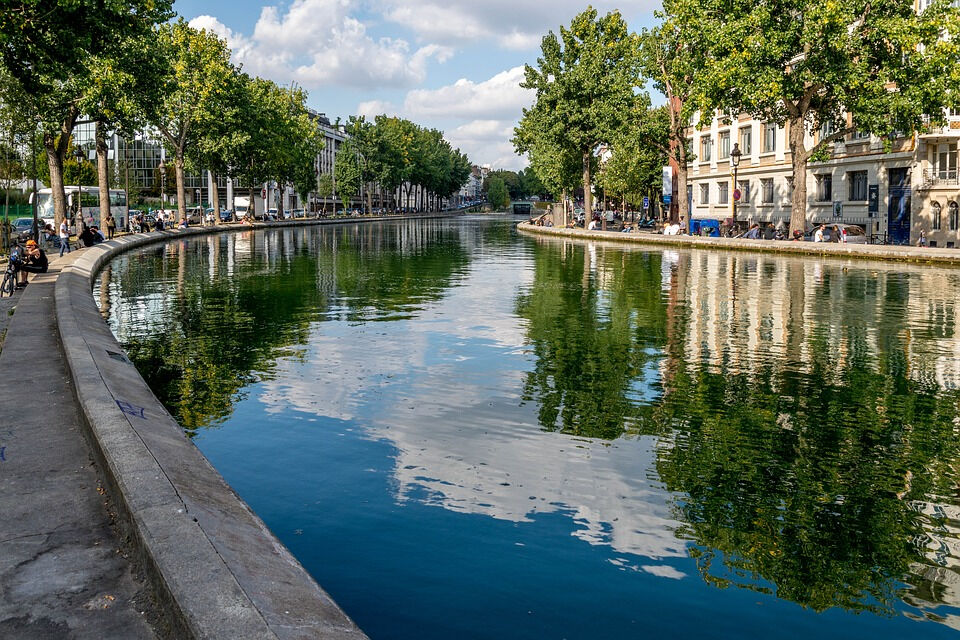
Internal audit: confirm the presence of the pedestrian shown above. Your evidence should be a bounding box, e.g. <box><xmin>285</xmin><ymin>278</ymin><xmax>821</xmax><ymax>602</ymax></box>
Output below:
<box><xmin>58</xmin><ymin>217</ymin><xmax>71</xmax><ymax>257</ymax></box>
<box><xmin>918</xmin><ymin>230</ymin><xmax>927</xmax><ymax>247</ymax></box>
<box><xmin>814</xmin><ymin>225</ymin><xmax>825</xmax><ymax>242</ymax></box>
<box><xmin>105</xmin><ymin>213</ymin><xmax>116</xmax><ymax>240</ymax></box>
<box><xmin>744</xmin><ymin>223</ymin><xmax>761</xmax><ymax>240</ymax></box>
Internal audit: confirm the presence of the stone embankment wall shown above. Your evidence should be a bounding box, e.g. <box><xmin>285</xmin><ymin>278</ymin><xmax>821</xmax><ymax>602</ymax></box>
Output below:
<box><xmin>517</xmin><ymin>221</ymin><xmax>960</xmax><ymax>266</ymax></box>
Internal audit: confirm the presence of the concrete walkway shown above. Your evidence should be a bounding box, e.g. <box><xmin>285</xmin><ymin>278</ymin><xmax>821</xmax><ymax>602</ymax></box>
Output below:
<box><xmin>0</xmin><ymin>252</ymin><xmax>159</xmax><ymax>639</ymax></box>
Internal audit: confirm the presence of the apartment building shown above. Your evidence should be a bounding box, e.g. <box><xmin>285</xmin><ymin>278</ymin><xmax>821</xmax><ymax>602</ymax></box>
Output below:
<box><xmin>685</xmin><ymin>112</ymin><xmax>940</xmax><ymax>243</ymax></box>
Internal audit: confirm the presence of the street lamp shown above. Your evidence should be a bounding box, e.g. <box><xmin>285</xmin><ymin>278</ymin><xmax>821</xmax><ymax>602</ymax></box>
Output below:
<box><xmin>730</xmin><ymin>142</ymin><xmax>742</xmax><ymax>225</ymax></box>
<box><xmin>73</xmin><ymin>147</ymin><xmax>85</xmax><ymax>231</ymax></box>
<box><xmin>158</xmin><ymin>159</ymin><xmax>166</xmax><ymax>213</ymax></box>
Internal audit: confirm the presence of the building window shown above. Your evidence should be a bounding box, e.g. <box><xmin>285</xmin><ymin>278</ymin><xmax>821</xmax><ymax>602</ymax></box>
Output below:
<box><xmin>819</xmin><ymin>120</ymin><xmax>835</xmax><ymax>142</ymax></box>
<box><xmin>933</xmin><ymin>202</ymin><xmax>942</xmax><ymax>230</ymax></box>
<box><xmin>951</xmin><ymin>202</ymin><xmax>959</xmax><ymax>231</ymax></box>
<box><xmin>719</xmin><ymin>131</ymin><xmax>730</xmax><ymax>159</ymax></box>
<box><xmin>700</xmin><ymin>183</ymin><xmax>710</xmax><ymax>204</ymax></box>
<box><xmin>737</xmin><ymin>179</ymin><xmax>750</xmax><ymax>203</ymax></box>
<box><xmin>763</xmin><ymin>122</ymin><xmax>777</xmax><ymax>153</ymax></box>
<box><xmin>851</xmin><ymin>129</ymin><xmax>870</xmax><ymax>141</ymax></box>
<box><xmin>761</xmin><ymin>178</ymin><xmax>774</xmax><ymax>203</ymax></box>
<box><xmin>938</xmin><ymin>143</ymin><xmax>958</xmax><ymax>180</ymax></box>
<box><xmin>848</xmin><ymin>171</ymin><xmax>868</xmax><ymax>201</ymax></box>
<box><xmin>739</xmin><ymin>127</ymin><xmax>752</xmax><ymax>155</ymax></box>
<box><xmin>701</xmin><ymin>136</ymin><xmax>712</xmax><ymax>162</ymax></box>
<box><xmin>815</xmin><ymin>175</ymin><xmax>832</xmax><ymax>202</ymax></box>
<box><xmin>718</xmin><ymin>181</ymin><xmax>729</xmax><ymax>204</ymax></box>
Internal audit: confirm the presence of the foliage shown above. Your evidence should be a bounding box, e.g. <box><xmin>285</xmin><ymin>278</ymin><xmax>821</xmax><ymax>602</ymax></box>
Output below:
<box><xmin>486</xmin><ymin>176</ymin><xmax>509</xmax><ymax>209</ymax></box>
<box><xmin>335</xmin><ymin>139</ymin><xmax>362</xmax><ymax>211</ymax></box>
<box><xmin>598</xmin><ymin>103</ymin><xmax>670</xmax><ymax>205</ymax></box>
<box><xmin>515</xmin><ymin>7</ymin><xmax>640</xmax><ymax>219</ymax></box>
<box><xmin>152</xmin><ymin>19</ymin><xmax>236</xmax><ymax>221</ymax></box>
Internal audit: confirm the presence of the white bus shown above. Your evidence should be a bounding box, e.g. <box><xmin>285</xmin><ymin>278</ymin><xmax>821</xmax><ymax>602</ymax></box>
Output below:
<box><xmin>35</xmin><ymin>186</ymin><xmax>128</xmax><ymax>230</ymax></box>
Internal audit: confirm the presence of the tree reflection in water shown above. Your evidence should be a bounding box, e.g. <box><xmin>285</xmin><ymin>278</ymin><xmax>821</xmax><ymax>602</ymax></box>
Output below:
<box><xmin>517</xmin><ymin>238</ymin><xmax>960</xmax><ymax>620</ymax></box>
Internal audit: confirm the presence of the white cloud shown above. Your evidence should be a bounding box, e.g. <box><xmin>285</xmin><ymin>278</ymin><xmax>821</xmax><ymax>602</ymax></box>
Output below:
<box><xmin>354</xmin><ymin>67</ymin><xmax>533</xmax><ymax>170</ymax></box>
<box><xmin>380</xmin><ymin>0</ymin><xmax>660</xmax><ymax>50</ymax></box>
<box><xmin>189</xmin><ymin>0</ymin><xmax>451</xmax><ymax>90</ymax></box>
<box><xmin>402</xmin><ymin>66</ymin><xmax>531</xmax><ymax>120</ymax></box>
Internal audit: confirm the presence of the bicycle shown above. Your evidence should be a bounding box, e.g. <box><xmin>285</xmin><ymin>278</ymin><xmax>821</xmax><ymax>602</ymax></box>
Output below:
<box><xmin>1</xmin><ymin>242</ymin><xmax>22</xmax><ymax>297</ymax></box>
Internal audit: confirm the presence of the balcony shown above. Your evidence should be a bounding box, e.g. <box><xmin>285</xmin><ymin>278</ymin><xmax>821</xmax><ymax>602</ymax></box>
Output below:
<box><xmin>919</xmin><ymin>118</ymin><xmax>960</xmax><ymax>139</ymax></box>
<box><xmin>917</xmin><ymin>169</ymin><xmax>960</xmax><ymax>191</ymax></box>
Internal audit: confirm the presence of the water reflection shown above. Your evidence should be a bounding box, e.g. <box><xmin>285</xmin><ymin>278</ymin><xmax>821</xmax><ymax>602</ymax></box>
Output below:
<box><xmin>96</xmin><ymin>219</ymin><xmax>960</xmax><ymax>636</ymax></box>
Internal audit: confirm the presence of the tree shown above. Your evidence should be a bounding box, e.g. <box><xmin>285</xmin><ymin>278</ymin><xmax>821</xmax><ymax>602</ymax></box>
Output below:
<box><xmin>152</xmin><ymin>20</ymin><xmax>236</xmax><ymax>223</ymax></box>
<box><xmin>487</xmin><ymin>176</ymin><xmax>509</xmax><ymax>210</ymax></box>
<box><xmin>316</xmin><ymin>173</ymin><xmax>334</xmax><ymax>215</ymax></box>
<box><xmin>598</xmin><ymin>105</ymin><xmax>670</xmax><ymax>215</ymax></box>
<box><xmin>516</xmin><ymin>8</ymin><xmax>639</xmax><ymax>227</ymax></box>
<box><xmin>335</xmin><ymin>139</ymin><xmax>362</xmax><ymax>213</ymax></box>
<box><xmin>0</xmin><ymin>0</ymin><xmax>173</xmax><ymax>227</ymax></box>
<box><xmin>638</xmin><ymin>6</ymin><xmax>707</xmax><ymax>224</ymax></box>
<box><xmin>679</xmin><ymin>0</ymin><xmax>960</xmax><ymax>234</ymax></box>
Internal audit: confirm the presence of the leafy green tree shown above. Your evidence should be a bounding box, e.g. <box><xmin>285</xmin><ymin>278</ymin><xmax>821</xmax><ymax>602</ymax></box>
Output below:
<box><xmin>335</xmin><ymin>139</ymin><xmax>362</xmax><ymax>213</ymax></box>
<box><xmin>516</xmin><ymin>8</ymin><xmax>639</xmax><ymax>224</ymax></box>
<box><xmin>677</xmin><ymin>0</ymin><xmax>960</xmax><ymax>234</ymax></box>
<box><xmin>487</xmin><ymin>176</ymin><xmax>509</xmax><ymax>210</ymax></box>
<box><xmin>152</xmin><ymin>19</ymin><xmax>236</xmax><ymax>223</ymax></box>
<box><xmin>637</xmin><ymin>9</ymin><xmax>706</xmax><ymax>223</ymax></box>
<box><xmin>599</xmin><ymin>105</ymin><xmax>670</xmax><ymax>214</ymax></box>
<box><xmin>316</xmin><ymin>172</ymin><xmax>334</xmax><ymax>215</ymax></box>
<box><xmin>0</xmin><ymin>0</ymin><xmax>172</xmax><ymax>227</ymax></box>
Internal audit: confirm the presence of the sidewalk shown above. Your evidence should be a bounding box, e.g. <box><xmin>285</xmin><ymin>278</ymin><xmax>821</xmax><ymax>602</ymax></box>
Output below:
<box><xmin>0</xmin><ymin>252</ymin><xmax>159</xmax><ymax>638</ymax></box>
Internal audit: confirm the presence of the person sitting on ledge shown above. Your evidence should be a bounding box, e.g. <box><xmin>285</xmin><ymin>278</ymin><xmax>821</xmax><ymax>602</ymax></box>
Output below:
<box><xmin>17</xmin><ymin>239</ymin><xmax>48</xmax><ymax>288</ymax></box>
<box><xmin>79</xmin><ymin>224</ymin><xmax>98</xmax><ymax>247</ymax></box>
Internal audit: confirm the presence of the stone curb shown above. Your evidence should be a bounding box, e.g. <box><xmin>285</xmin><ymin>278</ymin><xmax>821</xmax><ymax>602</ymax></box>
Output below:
<box><xmin>517</xmin><ymin>221</ymin><xmax>960</xmax><ymax>265</ymax></box>
<box><xmin>52</xmin><ymin>217</ymin><xmax>443</xmax><ymax>639</ymax></box>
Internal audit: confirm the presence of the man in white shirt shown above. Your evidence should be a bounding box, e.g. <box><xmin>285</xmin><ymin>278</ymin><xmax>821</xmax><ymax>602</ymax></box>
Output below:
<box><xmin>587</xmin><ymin>218</ymin><xmax>599</xmax><ymax>231</ymax></box>
<box><xmin>58</xmin><ymin>218</ymin><xmax>71</xmax><ymax>256</ymax></box>
<box><xmin>814</xmin><ymin>225</ymin><xmax>825</xmax><ymax>242</ymax></box>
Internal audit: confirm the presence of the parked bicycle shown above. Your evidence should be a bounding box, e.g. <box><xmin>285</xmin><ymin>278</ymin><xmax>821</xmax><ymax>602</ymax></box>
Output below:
<box><xmin>1</xmin><ymin>242</ymin><xmax>23</xmax><ymax>297</ymax></box>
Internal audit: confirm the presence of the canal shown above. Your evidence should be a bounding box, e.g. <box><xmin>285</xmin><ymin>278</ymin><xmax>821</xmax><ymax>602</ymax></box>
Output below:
<box><xmin>96</xmin><ymin>216</ymin><xmax>960</xmax><ymax>638</ymax></box>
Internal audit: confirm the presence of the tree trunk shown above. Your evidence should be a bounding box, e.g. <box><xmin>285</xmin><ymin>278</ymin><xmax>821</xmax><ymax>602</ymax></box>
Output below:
<box><xmin>367</xmin><ymin>185</ymin><xmax>373</xmax><ymax>216</ymax></box>
<box><xmin>278</xmin><ymin>183</ymin><xmax>285</xmax><ymax>220</ymax></box>
<box><xmin>787</xmin><ymin>115</ymin><xmax>808</xmax><ymax>236</ymax></box>
<box><xmin>675</xmin><ymin>158</ymin><xmax>688</xmax><ymax>225</ymax></box>
<box><xmin>43</xmin><ymin>134</ymin><xmax>69</xmax><ymax>230</ymax></box>
<box><xmin>174</xmin><ymin>152</ymin><xmax>186</xmax><ymax>224</ymax></box>
<box><xmin>210</xmin><ymin>171</ymin><xmax>220</xmax><ymax>223</ymax></box>
<box><xmin>582</xmin><ymin>151</ymin><xmax>592</xmax><ymax>224</ymax></box>
<box><xmin>249</xmin><ymin>186</ymin><xmax>255</xmax><ymax>220</ymax></box>
<box><xmin>95</xmin><ymin>121</ymin><xmax>110</xmax><ymax>229</ymax></box>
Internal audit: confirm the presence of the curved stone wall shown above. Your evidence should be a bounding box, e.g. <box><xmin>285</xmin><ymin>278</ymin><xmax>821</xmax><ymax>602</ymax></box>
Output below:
<box><xmin>54</xmin><ymin>219</ymin><xmax>417</xmax><ymax>639</ymax></box>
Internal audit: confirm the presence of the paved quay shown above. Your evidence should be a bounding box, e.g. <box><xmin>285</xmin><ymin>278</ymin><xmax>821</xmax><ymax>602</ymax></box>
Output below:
<box><xmin>0</xmin><ymin>251</ymin><xmax>160</xmax><ymax>639</ymax></box>
<box><xmin>518</xmin><ymin>221</ymin><xmax>960</xmax><ymax>265</ymax></box>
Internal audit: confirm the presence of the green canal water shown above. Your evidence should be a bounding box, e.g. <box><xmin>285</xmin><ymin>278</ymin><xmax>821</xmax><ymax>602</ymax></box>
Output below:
<box><xmin>96</xmin><ymin>216</ymin><xmax>960</xmax><ymax>638</ymax></box>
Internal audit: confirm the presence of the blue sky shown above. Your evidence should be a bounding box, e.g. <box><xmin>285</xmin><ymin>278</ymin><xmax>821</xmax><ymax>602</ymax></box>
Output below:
<box><xmin>175</xmin><ymin>0</ymin><xmax>662</xmax><ymax>169</ymax></box>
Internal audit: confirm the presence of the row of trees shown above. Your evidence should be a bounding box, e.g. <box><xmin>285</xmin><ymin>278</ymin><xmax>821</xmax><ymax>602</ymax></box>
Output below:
<box><xmin>0</xmin><ymin>3</ymin><xmax>472</xmax><ymax>228</ymax></box>
<box><xmin>515</xmin><ymin>2</ymin><xmax>960</xmax><ymax>233</ymax></box>
<box><xmin>481</xmin><ymin>169</ymin><xmax>546</xmax><ymax>201</ymax></box>
<box><xmin>333</xmin><ymin>115</ymin><xmax>472</xmax><ymax>215</ymax></box>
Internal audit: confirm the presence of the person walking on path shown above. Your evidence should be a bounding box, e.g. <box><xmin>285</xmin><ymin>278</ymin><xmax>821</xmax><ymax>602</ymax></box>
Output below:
<box><xmin>58</xmin><ymin>218</ymin><xmax>71</xmax><ymax>257</ymax></box>
<box><xmin>814</xmin><ymin>225</ymin><xmax>825</xmax><ymax>243</ymax></box>
<box><xmin>105</xmin><ymin>213</ymin><xmax>116</xmax><ymax>240</ymax></box>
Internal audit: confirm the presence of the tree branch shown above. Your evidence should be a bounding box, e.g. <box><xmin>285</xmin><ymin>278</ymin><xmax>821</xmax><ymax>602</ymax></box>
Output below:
<box><xmin>808</xmin><ymin>126</ymin><xmax>855</xmax><ymax>158</ymax></box>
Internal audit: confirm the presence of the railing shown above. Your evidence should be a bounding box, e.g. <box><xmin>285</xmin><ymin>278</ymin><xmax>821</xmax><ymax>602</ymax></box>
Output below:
<box><xmin>917</xmin><ymin>170</ymin><xmax>960</xmax><ymax>190</ymax></box>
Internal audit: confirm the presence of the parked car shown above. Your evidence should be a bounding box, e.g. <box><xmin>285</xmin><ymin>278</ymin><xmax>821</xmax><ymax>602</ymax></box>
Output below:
<box><xmin>219</xmin><ymin>209</ymin><xmax>235</xmax><ymax>222</ymax></box>
<box><xmin>185</xmin><ymin>207</ymin><xmax>203</xmax><ymax>224</ymax></box>
<box><xmin>266</xmin><ymin>208</ymin><xmax>278</xmax><ymax>221</ymax></box>
<box><xmin>805</xmin><ymin>223</ymin><xmax>867</xmax><ymax>244</ymax></box>
<box><xmin>12</xmin><ymin>217</ymin><xmax>35</xmax><ymax>241</ymax></box>
<box><xmin>289</xmin><ymin>208</ymin><xmax>305</xmax><ymax>219</ymax></box>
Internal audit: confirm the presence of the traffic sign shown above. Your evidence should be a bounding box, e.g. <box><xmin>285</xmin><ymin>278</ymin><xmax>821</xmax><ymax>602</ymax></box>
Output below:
<box><xmin>642</xmin><ymin>196</ymin><xmax>649</xmax><ymax>209</ymax></box>
<box><xmin>733</xmin><ymin>188</ymin><xmax>742</xmax><ymax>202</ymax></box>
<box><xmin>663</xmin><ymin>194</ymin><xmax>672</xmax><ymax>204</ymax></box>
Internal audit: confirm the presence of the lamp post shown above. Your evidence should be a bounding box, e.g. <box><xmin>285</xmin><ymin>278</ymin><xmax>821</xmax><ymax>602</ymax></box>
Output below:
<box><xmin>74</xmin><ymin>147</ymin><xmax>85</xmax><ymax>232</ymax></box>
<box><xmin>730</xmin><ymin>142</ymin><xmax>742</xmax><ymax>226</ymax></box>
<box><xmin>158</xmin><ymin>159</ymin><xmax>166</xmax><ymax>215</ymax></box>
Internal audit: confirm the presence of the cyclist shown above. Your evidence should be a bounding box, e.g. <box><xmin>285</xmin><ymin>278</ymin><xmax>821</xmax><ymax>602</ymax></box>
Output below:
<box><xmin>18</xmin><ymin>239</ymin><xmax>48</xmax><ymax>288</ymax></box>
